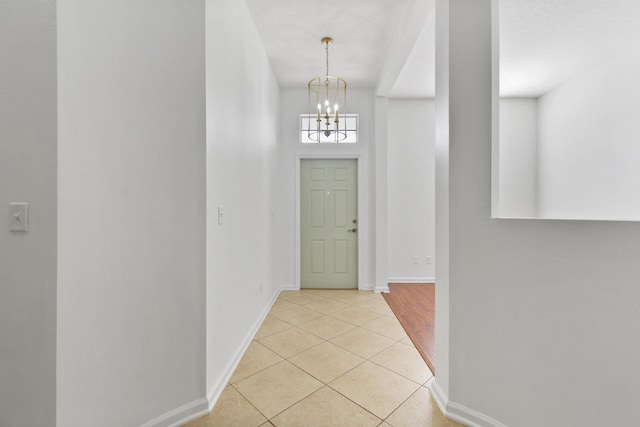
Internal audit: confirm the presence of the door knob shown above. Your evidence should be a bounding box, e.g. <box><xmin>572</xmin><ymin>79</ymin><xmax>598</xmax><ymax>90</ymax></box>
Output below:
<box><xmin>348</xmin><ymin>228</ymin><xmax>357</xmax><ymax>233</ymax></box>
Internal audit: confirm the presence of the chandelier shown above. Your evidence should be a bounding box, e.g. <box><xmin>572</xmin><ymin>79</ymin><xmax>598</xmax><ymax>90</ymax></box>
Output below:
<box><xmin>307</xmin><ymin>37</ymin><xmax>347</xmax><ymax>143</ymax></box>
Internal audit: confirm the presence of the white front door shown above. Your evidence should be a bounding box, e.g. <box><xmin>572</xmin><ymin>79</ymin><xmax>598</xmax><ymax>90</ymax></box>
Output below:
<box><xmin>300</xmin><ymin>159</ymin><xmax>358</xmax><ymax>289</ymax></box>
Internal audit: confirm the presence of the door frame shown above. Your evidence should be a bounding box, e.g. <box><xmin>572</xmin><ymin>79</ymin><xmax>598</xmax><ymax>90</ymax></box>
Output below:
<box><xmin>295</xmin><ymin>154</ymin><xmax>366</xmax><ymax>290</ymax></box>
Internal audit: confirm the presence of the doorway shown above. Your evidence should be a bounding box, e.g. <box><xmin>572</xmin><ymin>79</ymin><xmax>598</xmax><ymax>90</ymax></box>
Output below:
<box><xmin>300</xmin><ymin>159</ymin><xmax>358</xmax><ymax>289</ymax></box>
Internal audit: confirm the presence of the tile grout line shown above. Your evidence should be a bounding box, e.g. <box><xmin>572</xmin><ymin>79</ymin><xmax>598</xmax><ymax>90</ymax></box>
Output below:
<box><xmin>227</xmin><ymin>382</ymin><xmax>272</xmax><ymax>426</ymax></box>
<box><xmin>198</xmin><ymin>290</ymin><xmax>436</xmax><ymax>427</ymax></box>
<box><xmin>276</xmin><ymin>296</ymin><xmax>387</xmax><ymax>423</ymax></box>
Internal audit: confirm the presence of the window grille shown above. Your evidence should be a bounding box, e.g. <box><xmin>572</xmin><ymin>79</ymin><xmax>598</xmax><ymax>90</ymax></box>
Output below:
<box><xmin>300</xmin><ymin>114</ymin><xmax>358</xmax><ymax>143</ymax></box>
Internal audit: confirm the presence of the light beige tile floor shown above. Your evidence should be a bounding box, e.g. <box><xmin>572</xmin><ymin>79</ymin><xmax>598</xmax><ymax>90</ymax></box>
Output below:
<box><xmin>184</xmin><ymin>290</ymin><xmax>464</xmax><ymax>427</ymax></box>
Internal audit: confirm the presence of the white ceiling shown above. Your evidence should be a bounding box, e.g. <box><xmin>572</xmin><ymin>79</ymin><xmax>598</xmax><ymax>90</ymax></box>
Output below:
<box><xmin>246</xmin><ymin>0</ymin><xmax>640</xmax><ymax>98</ymax></box>
<box><xmin>246</xmin><ymin>0</ymin><xmax>421</xmax><ymax>88</ymax></box>
<box><xmin>499</xmin><ymin>0</ymin><xmax>640</xmax><ymax>97</ymax></box>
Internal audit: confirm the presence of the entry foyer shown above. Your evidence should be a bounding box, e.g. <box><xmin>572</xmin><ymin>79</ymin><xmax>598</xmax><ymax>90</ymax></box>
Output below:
<box><xmin>185</xmin><ymin>290</ymin><xmax>460</xmax><ymax>427</ymax></box>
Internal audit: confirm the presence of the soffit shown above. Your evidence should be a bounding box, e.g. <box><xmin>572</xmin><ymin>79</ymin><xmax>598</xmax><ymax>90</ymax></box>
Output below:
<box><xmin>390</xmin><ymin>0</ymin><xmax>640</xmax><ymax>98</ymax></box>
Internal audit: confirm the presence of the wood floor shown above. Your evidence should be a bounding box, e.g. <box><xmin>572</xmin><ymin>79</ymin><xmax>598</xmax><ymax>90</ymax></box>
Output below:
<box><xmin>382</xmin><ymin>283</ymin><xmax>435</xmax><ymax>374</ymax></box>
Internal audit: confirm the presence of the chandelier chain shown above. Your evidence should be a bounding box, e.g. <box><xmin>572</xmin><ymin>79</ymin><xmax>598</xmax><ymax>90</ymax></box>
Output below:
<box><xmin>325</xmin><ymin>40</ymin><xmax>329</xmax><ymax>76</ymax></box>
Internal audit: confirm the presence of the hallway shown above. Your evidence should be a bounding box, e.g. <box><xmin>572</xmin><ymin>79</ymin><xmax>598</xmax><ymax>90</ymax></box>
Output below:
<box><xmin>186</xmin><ymin>290</ymin><xmax>461</xmax><ymax>426</ymax></box>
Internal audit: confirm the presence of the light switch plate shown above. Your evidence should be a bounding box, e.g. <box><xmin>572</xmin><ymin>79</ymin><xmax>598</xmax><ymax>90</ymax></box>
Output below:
<box><xmin>9</xmin><ymin>202</ymin><xmax>29</xmax><ymax>232</ymax></box>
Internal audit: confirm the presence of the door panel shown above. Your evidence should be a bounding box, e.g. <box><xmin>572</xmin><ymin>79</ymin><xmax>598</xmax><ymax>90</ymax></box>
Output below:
<box><xmin>334</xmin><ymin>190</ymin><xmax>348</xmax><ymax>227</ymax></box>
<box><xmin>301</xmin><ymin>159</ymin><xmax>358</xmax><ymax>289</ymax></box>
<box><xmin>334</xmin><ymin>240</ymin><xmax>348</xmax><ymax>273</ymax></box>
<box><xmin>311</xmin><ymin>241</ymin><xmax>325</xmax><ymax>273</ymax></box>
<box><xmin>311</xmin><ymin>191</ymin><xmax>325</xmax><ymax>227</ymax></box>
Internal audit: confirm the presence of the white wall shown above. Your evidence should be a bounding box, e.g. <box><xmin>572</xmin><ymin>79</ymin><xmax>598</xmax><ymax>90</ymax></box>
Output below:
<box><xmin>278</xmin><ymin>88</ymin><xmax>376</xmax><ymax>290</ymax></box>
<box><xmin>387</xmin><ymin>99</ymin><xmax>435</xmax><ymax>281</ymax></box>
<box><xmin>498</xmin><ymin>52</ymin><xmax>640</xmax><ymax>220</ymax></box>
<box><xmin>538</xmin><ymin>50</ymin><xmax>640</xmax><ymax>220</ymax></box>
<box><xmin>374</xmin><ymin>96</ymin><xmax>389</xmax><ymax>292</ymax></box>
<box><xmin>57</xmin><ymin>1</ymin><xmax>206</xmax><ymax>425</ymax></box>
<box><xmin>0</xmin><ymin>1</ymin><xmax>57</xmax><ymax>425</ymax></box>
<box><xmin>205</xmin><ymin>0</ymin><xmax>282</xmax><ymax>405</ymax></box>
<box><xmin>435</xmin><ymin>1</ymin><xmax>640</xmax><ymax>426</ymax></box>
<box><xmin>498</xmin><ymin>98</ymin><xmax>538</xmax><ymax>218</ymax></box>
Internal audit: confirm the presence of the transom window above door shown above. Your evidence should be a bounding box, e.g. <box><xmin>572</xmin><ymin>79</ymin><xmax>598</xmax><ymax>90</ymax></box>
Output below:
<box><xmin>300</xmin><ymin>114</ymin><xmax>358</xmax><ymax>143</ymax></box>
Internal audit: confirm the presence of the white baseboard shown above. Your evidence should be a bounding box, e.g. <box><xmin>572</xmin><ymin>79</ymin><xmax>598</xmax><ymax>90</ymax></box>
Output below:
<box><xmin>374</xmin><ymin>285</ymin><xmax>389</xmax><ymax>293</ymax></box>
<box><xmin>387</xmin><ymin>277</ymin><xmax>436</xmax><ymax>284</ymax></box>
<box><xmin>447</xmin><ymin>401</ymin><xmax>508</xmax><ymax>427</ymax></box>
<box><xmin>430</xmin><ymin>379</ymin><xmax>507</xmax><ymax>427</ymax></box>
<box><xmin>430</xmin><ymin>379</ymin><xmax>448</xmax><ymax>415</ymax></box>
<box><xmin>140</xmin><ymin>397</ymin><xmax>209</xmax><ymax>427</ymax></box>
<box><xmin>360</xmin><ymin>283</ymin><xmax>375</xmax><ymax>291</ymax></box>
<box><xmin>146</xmin><ymin>286</ymin><xmax>286</xmax><ymax>427</ymax></box>
<box><xmin>205</xmin><ymin>286</ymin><xmax>286</xmax><ymax>412</ymax></box>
